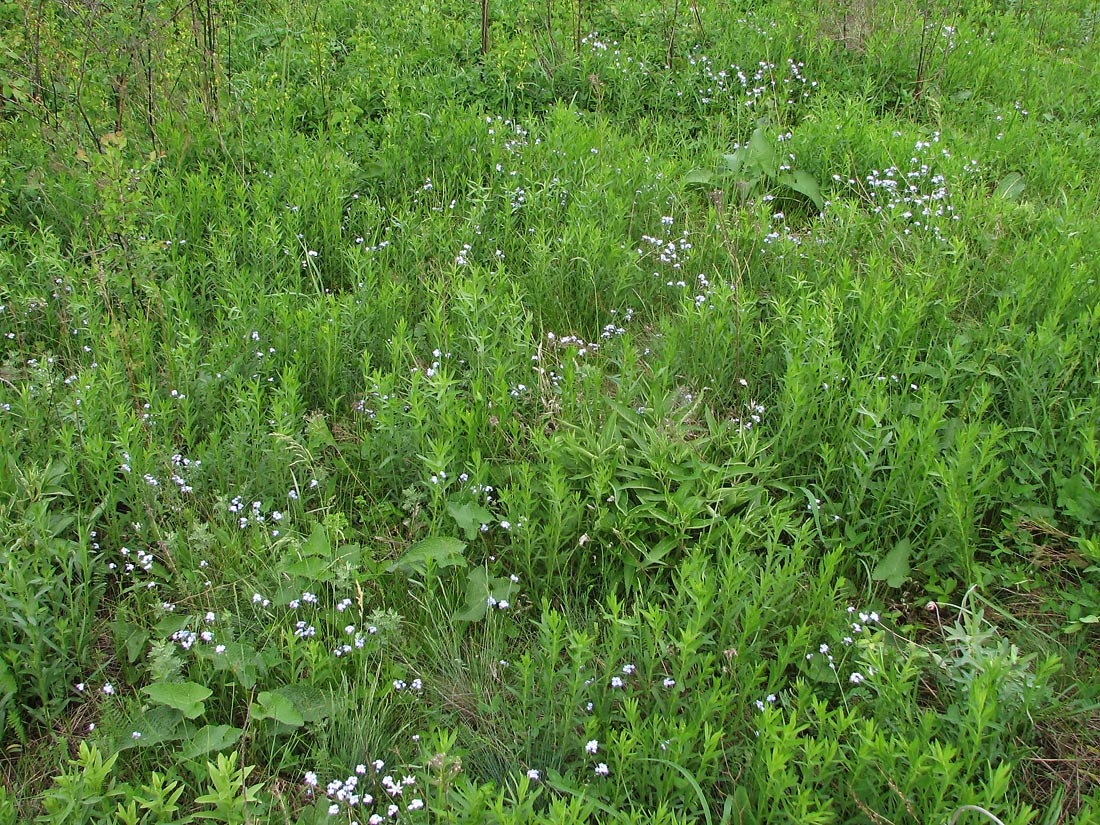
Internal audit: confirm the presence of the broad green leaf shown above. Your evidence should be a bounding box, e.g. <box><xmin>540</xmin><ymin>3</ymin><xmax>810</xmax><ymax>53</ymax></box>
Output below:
<box><xmin>720</xmin><ymin>153</ymin><xmax>744</xmax><ymax>176</ymax></box>
<box><xmin>268</xmin><ymin>685</ymin><xmax>332</xmax><ymax>723</ymax></box>
<box><xmin>121</xmin><ymin>706</ymin><xmax>191</xmax><ymax>750</ymax></box>
<box><xmin>252</xmin><ymin>691</ymin><xmax>304</xmax><ymax>727</ymax></box>
<box><xmin>285</xmin><ymin>557</ymin><xmax>330</xmax><ymax>579</ymax></box>
<box><xmin>742</xmin><ymin>127</ymin><xmax>778</xmax><ymax>177</ymax></box>
<box><xmin>200</xmin><ymin>641</ymin><xmax>265</xmax><ymax>689</ymax></box>
<box><xmin>447</xmin><ymin>500</ymin><xmax>493</xmax><ymax>540</ymax></box>
<box><xmin>142</xmin><ymin>681</ymin><xmax>212</xmax><ymax>719</ymax></box>
<box><xmin>453</xmin><ymin>567</ymin><xmax>491</xmax><ymax>623</ymax></box>
<box><xmin>301</xmin><ymin>522</ymin><xmax>330</xmax><ymax>556</ymax></box>
<box><xmin>994</xmin><ymin>171</ymin><xmax>1025</xmax><ymax>201</ymax></box>
<box><xmin>453</xmin><ymin>568</ymin><xmax>519</xmax><ymax>623</ymax></box>
<box><xmin>1056</xmin><ymin>473</ymin><xmax>1099</xmax><ymax>525</ymax></box>
<box><xmin>0</xmin><ymin>659</ymin><xmax>16</xmax><ymax>699</ymax></box>
<box><xmin>387</xmin><ymin>536</ymin><xmax>467</xmax><ymax>576</ymax></box>
<box><xmin>684</xmin><ymin>168</ymin><xmax>715</xmax><ymax>187</ymax></box>
<box><xmin>334</xmin><ymin>542</ymin><xmax>362</xmax><ymax>567</ymax></box>
<box><xmin>872</xmin><ymin>539</ymin><xmax>911</xmax><ymax>588</ymax></box>
<box><xmin>776</xmin><ymin>169</ymin><xmax>825</xmax><ymax>211</ymax></box>
<box><xmin>181</xmin><ymin>725</ymin><xmax>243</xmax><ymax>759</ymax></box>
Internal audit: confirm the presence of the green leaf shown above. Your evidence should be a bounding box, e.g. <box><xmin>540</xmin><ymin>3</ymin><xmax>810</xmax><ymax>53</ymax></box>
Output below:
<box><xmin>334</xmin><ymin>542</ymin><xmax>362</xmax><ymax>567</ymax></box>
<box><xmin>993</xmin><ymin>171</ymin><xmax>1025</xmax><ymax>201</ymax></box>
<box><xmin>181</xmin><ymin>725</ymin><xmax>243</xmax><ymax>759</ymax></box>
<box><xmin>741</xmin><ymin>127</ymin><xmax>779</xmax><ymax>177</ymax></box>
<box><xmin>252</xmin><ymin>691</ymin><xmax>304</xmax><ymax>727</ymax></box>
<box><xmin>872</xmin><ymin>539</ymin><xmax>911</xmax><ymax>588</ymax></box>
<box><xmin>200</xmin><ymin>641</ymin><xmax>265</xmax><ymax>689</ymax></box>
<box><xmin>453</xmin><ymin>567</ymin><xmax>491</xmax><ymax>623</ymax></box>
<box><xmin>387</xmin><ymin>536</ymin><xmax>467</xmax><ymax>576</ymax></box>
<box><xmin>121</xmin><ymin>706</ymin><xmax>191</xmax><ymax>750</ymax></box>
<box><xmin>1056</xmin><ymin>473</ymin><xmax>1100</xmax><ymax>526</ymax></box>
<box><xmin>453</xmin><ymin>568</ymin><xmax>519</xmax><ymax>623</ymax></box>
<box><xmin>720</xmin><ymin>152</ymin><xmax>744</xmax><ymax>176</ymax></box>
<box><xmin>684</xmin><ymin>168</ymin><xmax>715</xmax><ymax>187</ymax></box>
<box><xmin>142</xmin><ymin>681</ymin><xmax>212</xmax><ymax>719</ymax></box>
<box><xmin>301</xmin><ymin>522</ymin><xmax>330</xmax><ymax>556</ymax></box>
<box><xmin>284</xmin><ymin>557</ymin><xmax>330</xmax><ymax>579</ymax></box>
<box><xmin>447</xmin><ymin>500</ymin><xmax>493</xmax><ymax>540</ymax></box>
<box><xmin>269</xmin><ymin>685</ymin><xmax>332</xmax><ymax>723</ymax></box>
<box><xmin>775</xmin><ymin>169</ymin><xmax>825</xmax><ymax>211</ymax></box>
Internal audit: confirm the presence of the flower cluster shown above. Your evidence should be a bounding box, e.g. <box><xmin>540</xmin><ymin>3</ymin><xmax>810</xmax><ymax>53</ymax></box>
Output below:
<box><xmin>304</xmin><ymin>760</ymin><xmax>425</xmax><ymax>822</ymax></box>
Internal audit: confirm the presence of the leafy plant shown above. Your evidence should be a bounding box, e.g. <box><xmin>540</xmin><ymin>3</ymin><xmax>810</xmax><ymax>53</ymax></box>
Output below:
<box><xmin>685</xmin><ymin>127</ymin><xmax>825</xmax><ymax>214</ymax></box>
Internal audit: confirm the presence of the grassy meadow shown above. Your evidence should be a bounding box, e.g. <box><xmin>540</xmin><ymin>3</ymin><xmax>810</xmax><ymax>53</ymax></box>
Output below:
<box><xmin>1</xmin><ymin>0</ymin><xmax>1099</xmax><ymax>821</ymax></box>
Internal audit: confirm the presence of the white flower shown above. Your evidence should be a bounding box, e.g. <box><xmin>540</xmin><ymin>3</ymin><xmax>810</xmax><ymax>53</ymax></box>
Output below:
<box><xmin>585</xmin><ymin>739</ymin><xmax>599</xmax><ymax>754</ymax></box>
<box><xmin>594</xmin><ymin>763</ymin><xmax>609</xmax><ymax>776</ymax></box>
<box><xmin>328</xmin><ymin>803</ymin><xmax>341</xmax><ymax>815</ymax></box>
<box><xmin>527</xmin><ymin>769</ymin><xmax>541</xmax><ymax>781</ymax></box>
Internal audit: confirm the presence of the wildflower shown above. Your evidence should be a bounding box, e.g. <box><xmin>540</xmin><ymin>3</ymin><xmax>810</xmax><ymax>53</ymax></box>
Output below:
<box><xmin>610</xmin><ymin>676</ymin><xmax>624</xmax><ymax>688</ymax></box>
<box><xmin>102</xmin><ymin>682</ymin><xmax>115</xmax><ymax>695</ymax></box>
<box><xmin>849</xmin><ymin>672</ymin><xmax>865</xmax><ymax>685</ymax></box>
<box><xmin>585</xmin><ymin>739</ymin><xmax>599</xmax><ymax>754</ymax></box>
<box><xmin>527</xmin><ymin>769</ymin><xmax>541</xmax><ymax>781</ymax></box>
<box><xmin>594</xmin><ymin>763</ymin><xmax>609</xmax><ymax>776</ymax></box>
<box><xmin>408</xmin><ymin>799</ymin><xmax>424</xmax><ymax>811</ymax></box>
<box><xmin>663</xmin><ymin>677</ymin><xmax>676</xmax><ymax>688</ymax></box>
<box><xmin>328</xmin><ymin>803</ymin><xmax>341</xmax><ymax>815</ymax></box>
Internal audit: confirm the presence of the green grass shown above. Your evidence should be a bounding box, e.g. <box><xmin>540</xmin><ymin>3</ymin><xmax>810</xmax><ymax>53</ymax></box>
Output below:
<box><xmin>1</xmin><ymin>0</ymin><xmax>1099</xmax><ymax>821</ymax></box>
